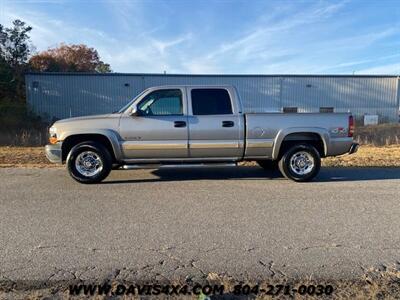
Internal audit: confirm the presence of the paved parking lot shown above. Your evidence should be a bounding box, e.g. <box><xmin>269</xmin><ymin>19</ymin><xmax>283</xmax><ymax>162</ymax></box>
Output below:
<box><xmin>1</xmin><ymin>166</ymin><xmax>400</xmax><ymax>287</ymax></box>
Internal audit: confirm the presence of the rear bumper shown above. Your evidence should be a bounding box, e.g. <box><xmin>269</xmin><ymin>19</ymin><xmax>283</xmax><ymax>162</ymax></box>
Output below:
<box><xmin>348</xmin><ymin>143</ymin><xmax>359</xmax><ymax>155</ymax></box>
<box><xmin>45</xmin><ymin>143</ymin><xmax>62</xmax><ymax>163</ymax></box>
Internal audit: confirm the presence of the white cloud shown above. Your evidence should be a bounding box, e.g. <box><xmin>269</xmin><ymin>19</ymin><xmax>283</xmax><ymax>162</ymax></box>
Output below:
<box><xmin>102</xmin><ymin>0</ymin><xmax>140</xmax><ymax>31</ymax></box>
<box><xmin>150</xmin><ymin>33</ymin><xmax>192</xmax><ymax>55</ymax></box>
<box><xmin>180</xmin><ymin>1</ymin><xmax>353</xmax><ymax>74</ymax></box>
<box><xmin>318</xmin><ymin>53</ymin><xmax>400</xmax><ymax>72</ymax></box>
<box><xmin>182</xmin><ymin>60</ymin><xmax>220</xmax><ymax>74</ymax></box>
<box><xmin>357</xmin><ymin>63</ymin><xmax>400</xmax><ymax>75</ymax></box>
<box><xmin>1</xmin><ymin>0</ymin><xmax>398</xmax><ymax>75</ymax></box>
<box><xmin>0</xmin><ymin>1</ymin><xmax>192</xmax><ymax>73</ymax></box>
<box><xmin>0</xmin><ymin>7</ymin><xmax>116</xmax><ymax>51</ymax></box>
<box><xmin>205</xmin><ymin>1</ymin><xmax>348</xmax><ymax>61</ymax></box>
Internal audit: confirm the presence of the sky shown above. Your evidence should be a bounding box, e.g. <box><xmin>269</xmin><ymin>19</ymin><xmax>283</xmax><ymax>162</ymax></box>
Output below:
<box><xmin>0</xmin><ymin>0</ymin><xmax>399</xmax><ymax>74</ymax></box>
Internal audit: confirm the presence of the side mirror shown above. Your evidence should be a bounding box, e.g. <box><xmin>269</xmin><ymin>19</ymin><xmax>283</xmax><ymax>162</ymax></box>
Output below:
<box><xmin>130</xmin><ymin>105</ymin><xmax>140</xmax><ymax>116</ymax></box>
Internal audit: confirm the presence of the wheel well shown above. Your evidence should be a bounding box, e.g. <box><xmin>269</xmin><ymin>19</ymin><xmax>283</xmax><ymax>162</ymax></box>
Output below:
<box><xmin>278</xmin><ymin>132</ymin><xmax>325</xmax><ymax>159</ymax></box>
<box><xmin>61</xmin><ymin>134</ymin><xmax>116</xmax><ymax>162</ymax></box>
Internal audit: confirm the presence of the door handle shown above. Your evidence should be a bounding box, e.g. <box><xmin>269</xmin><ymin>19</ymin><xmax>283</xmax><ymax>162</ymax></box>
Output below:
<box><xmin>222</xmin><ymin>121</ymin><xmax>234</xmax><ymax>127</ymax></box>
<box><xmin>174</xmin><ymin>121</ymin><xmax>186</xmax><ymax>128</ymax></box>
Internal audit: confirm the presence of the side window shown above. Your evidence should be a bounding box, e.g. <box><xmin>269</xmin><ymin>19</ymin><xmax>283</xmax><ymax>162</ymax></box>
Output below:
<box><xmin>138</xmin><ymin>89</ymin><xmax>183</xmax><ymax>116</ymax></box>
<box><xmin>191</xmin><ymin>89</ymin><xmax>233</xmax><ymax>115</ymax></box>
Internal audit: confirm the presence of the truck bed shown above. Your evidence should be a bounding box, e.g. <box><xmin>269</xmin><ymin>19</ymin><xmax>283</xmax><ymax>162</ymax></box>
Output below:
<box><xmin>244</xmin><ymin>112</ymin><xmax>353</xmax><ymax>159</ymax></box>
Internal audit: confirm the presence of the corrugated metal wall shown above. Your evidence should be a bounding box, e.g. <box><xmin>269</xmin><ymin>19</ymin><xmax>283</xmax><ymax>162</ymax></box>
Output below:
<box><xmin>25</xmin><ymin>73</ymin><xmax>400</xmax><ymax>123</ymax></box>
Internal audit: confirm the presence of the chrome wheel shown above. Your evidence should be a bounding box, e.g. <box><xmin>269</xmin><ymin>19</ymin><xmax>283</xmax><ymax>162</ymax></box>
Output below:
<box><xmin>289</xmin><ymin>151</ymin><xmax>314</xmax><ymax>176</ymax></box>
<box><xmin>75</xmin><ymin>151</ymin><xmax>103</xmax><ymax>177</ymax></box>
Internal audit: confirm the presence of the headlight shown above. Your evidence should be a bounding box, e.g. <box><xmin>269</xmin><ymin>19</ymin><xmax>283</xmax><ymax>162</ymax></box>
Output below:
<box><xmin>49</xmin><ymin>127</ymin><xmax>58</xmax><ymax>144</ymax></box>
<box><xmin>49</xmin><ymin>127</ymin><xmax>57</xmax><ymax>135</ymax></box>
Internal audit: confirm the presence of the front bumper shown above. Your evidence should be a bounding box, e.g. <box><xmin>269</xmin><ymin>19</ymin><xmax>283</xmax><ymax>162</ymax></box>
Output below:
<box><xmin>45</xmin><ymin>143</ymin><xmax>62</xmax><ymax>163</ymax></box>
<box><xmin>348</xmin><ymin>143</ymin><xmax>359</xmax><ymax>155</ymax></box>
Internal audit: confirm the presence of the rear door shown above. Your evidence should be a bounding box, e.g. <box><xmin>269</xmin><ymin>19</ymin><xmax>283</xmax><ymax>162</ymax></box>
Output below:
<box><xmin>187</xmin><ymin>87</ymin><xmax>243</xmax><ymax>159</ymax></box>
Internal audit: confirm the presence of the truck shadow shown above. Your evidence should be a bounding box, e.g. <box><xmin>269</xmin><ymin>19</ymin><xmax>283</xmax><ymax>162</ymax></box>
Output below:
<box><xmin>103</xmin><ymin>167</ymin><xmax>400</xmax><ymax>184</ymax></box>
<box><xmin>317</xmin><ymin>167</ymin><xmax>400</xmax><ymax>182</ymax></box>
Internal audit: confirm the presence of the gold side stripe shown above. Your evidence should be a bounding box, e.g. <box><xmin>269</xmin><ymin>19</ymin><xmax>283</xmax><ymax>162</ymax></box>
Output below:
<box><xmin>246</xmin><ymin>139</ymin><xmax>274</xmax><ymax>148</ymax></box>
<box><xmin>122</xmin><ymin>141</ymin><xmax>244</xmax><ymax>150</ymax></box>
<box><xmin>190</xmin><ymin>142</ymin><xmax>240</xmax><ymax>149</ymax></box>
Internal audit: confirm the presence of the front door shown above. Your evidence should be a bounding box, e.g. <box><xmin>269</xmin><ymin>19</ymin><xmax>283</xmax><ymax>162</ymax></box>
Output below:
<box><xmin>187</xmin><ymin>88</ymin><xmax>242</xmax><ymax>159</ymax></box>
<box><xmin>119</xmin><ymin>88</ymin><xmax>189</xmax><ymax>159</ymax></box>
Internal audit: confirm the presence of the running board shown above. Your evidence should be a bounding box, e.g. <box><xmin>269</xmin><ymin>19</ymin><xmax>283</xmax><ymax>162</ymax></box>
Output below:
<box><xmin>119</xmin><ymin>163</ymin><xmax>237</xmax><ymax>170</ymax></box>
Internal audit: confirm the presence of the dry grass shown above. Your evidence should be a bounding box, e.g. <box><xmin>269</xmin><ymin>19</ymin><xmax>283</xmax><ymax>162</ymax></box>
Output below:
<box><xmin>355</xmin><ymin>124</ymin><xmax>400</xmax><ymax>146</ymax></box>
<box><xmin>1</xmin><ymin>145</ymin><xmax>400</xmax><ymax>168</ymax></box>
<box><xmin>2</xmin><ymin>267</ymin><xmax>400</xmax><ymax>299</ymax></box>
<box><xmin>322</xmin><ymin>145</ymin><xmax>400</xmax><ymax>167</ymax></box>
<box><xmin>206</xmin><ymin>267</ymin><xmax>400</xmax><ymax>300</ymax></box>
<box><xmin>0</xmin><ymin>146</ymin><xmax>57</xmax><ymax>168</ymax></box>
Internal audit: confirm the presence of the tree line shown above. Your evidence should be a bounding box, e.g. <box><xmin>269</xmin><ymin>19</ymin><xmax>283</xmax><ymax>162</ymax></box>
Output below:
<box><xmin>0</xmin><ymin>19</ymin><xmax>111</xmax><ymax>103</ymax></box>
<box><xmin>0</xmin><ymin>19</ymin><xmax>112</xmax><ymax>145</ymax></box>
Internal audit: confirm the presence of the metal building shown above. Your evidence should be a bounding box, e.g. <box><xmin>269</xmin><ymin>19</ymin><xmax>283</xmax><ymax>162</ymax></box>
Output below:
<box><xmin>25</xmin><ymin>73</ymin><xmax>400</xmax><ymax>123</ymax></box>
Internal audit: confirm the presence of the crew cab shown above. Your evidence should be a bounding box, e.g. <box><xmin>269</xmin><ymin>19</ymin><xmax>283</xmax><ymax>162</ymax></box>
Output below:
<box><xmin>45</xmin><ymin>85</ymin><xmax>359</xmax><ymax>183</ymax></box>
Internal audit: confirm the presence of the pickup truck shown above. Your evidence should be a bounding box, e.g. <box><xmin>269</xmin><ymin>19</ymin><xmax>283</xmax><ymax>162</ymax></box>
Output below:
<box><xmin>45</xmin><ymin>85</ymin><xmax>359</xmax><ymax>183</ymax></box>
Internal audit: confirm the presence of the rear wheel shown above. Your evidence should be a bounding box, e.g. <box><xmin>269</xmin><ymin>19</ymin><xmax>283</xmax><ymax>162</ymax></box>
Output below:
<box><xmin>67</xmin><ymin>142</ymin><xmax>112</xmax><ymax>184</ymax></box>
<box><xmin>278</xmin><ymin>144</ymin><xmax>320</xmax><ymax>182</ymax></box>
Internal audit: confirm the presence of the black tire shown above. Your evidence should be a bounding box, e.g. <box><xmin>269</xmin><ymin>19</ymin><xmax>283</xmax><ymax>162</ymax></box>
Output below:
<box><xmin>67</xmin><ymin>141</ymin><xmax>112</xmax><ymax>184</ymax></box>
<box><xmin>278</xmin><ymin>144</ymin><xmax>321</xmax><ymax>182</ymax></box>
<box><xmin>256</xmin><ymin>160</ymin><xmax>278</xmax><ymax>170</ymax></box>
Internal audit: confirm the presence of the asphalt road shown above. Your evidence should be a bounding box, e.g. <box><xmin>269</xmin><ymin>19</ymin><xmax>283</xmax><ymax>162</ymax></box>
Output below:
<box><xmin>0</xmin><ymin>166</ymin><xmax>400</xmax><ymax>288</ymax></box>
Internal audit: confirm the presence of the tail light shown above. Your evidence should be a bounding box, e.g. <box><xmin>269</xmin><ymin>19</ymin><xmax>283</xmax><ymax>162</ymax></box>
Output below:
<box><xmin>348</xmin><ymin>115</ymin><xmax>354</xmax><ymax>137</ymax></box>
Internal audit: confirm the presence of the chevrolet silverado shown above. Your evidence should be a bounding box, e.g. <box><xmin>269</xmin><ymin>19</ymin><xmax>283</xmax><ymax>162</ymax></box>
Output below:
<box><xmin>45</xmin><ymin>85</ymin><xmax>359</xmax><ymax>183</ymax></box>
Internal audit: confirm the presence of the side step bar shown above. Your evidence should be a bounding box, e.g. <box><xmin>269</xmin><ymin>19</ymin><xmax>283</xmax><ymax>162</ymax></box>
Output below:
<box><xmin>119</xmin><ymin>163</ymin><xmax>237</xmax><ymax>170</ymax></box>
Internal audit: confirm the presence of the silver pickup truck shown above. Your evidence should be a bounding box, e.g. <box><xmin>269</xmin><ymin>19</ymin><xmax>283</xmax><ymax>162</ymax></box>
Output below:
<box><xmin>45</xmin><ymin>85</ymin><xmax>358</xmax><ymax>183</ymax></box>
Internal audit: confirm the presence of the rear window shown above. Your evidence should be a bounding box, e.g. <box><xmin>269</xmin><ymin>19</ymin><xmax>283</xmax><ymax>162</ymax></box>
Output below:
<box><xmin>191</xmin><ymin>89</ymin><xmax>233</xmax><ymax>115</ymax></box>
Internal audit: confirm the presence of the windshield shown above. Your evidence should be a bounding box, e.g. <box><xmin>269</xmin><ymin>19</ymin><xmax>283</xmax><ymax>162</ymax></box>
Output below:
<box><xmin>117</xmin><ymin>89</ymin><xmax>148</xmax><ymax>113</ymax></box>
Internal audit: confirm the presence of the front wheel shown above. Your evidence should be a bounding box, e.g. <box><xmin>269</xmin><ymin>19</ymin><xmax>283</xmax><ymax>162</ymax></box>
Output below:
<box><xmin>278</xmin><ymin>144</ymin><xmax>321</xmax><ymax>182</ymax></box>
<box><xmin>67</xmin><ymin>142</ymin><xmax>112</xmax><ymax>184</ymax></box>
